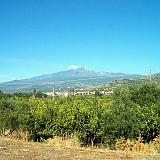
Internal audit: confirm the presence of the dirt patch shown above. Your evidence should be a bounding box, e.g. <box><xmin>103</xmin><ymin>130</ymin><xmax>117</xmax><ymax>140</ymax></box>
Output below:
<box><xmin>0</xmin><ymin>137</ymin><xmax>159</xmax><ymax>160</ymax></box>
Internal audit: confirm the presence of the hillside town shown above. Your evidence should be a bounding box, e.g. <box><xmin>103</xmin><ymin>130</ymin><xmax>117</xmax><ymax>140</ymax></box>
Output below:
<box><xmin>44</xmin><ymin>87</ymin><xmax>114</xmax><ymax>97</ymax></box>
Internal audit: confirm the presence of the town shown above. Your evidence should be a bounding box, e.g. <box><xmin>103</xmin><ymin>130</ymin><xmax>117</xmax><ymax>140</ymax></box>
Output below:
<box><xmin>44</xmin><ymin>85</ymin><xmax>114</xmax><ymax>97</ymax></box>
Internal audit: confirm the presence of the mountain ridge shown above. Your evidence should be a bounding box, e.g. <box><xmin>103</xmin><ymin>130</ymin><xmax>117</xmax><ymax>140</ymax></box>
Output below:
<box><xmin>5</xmin><ymin>67</ymin><xmax>138</xmax><ymax>83</ymax></box>
<box><xmin>0</xmin><ymin>67</ymin><xmax>142</xmax><ymax>93</ymax></box>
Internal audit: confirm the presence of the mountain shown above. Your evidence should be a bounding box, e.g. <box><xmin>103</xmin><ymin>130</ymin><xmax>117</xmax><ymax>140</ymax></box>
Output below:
<box><xmin>0</xmin><ymin>67</ymin><xmax>141</xmax><ymax>93</ymax></box>
<box><xmin>151</xmin><ymin>73</ymin><xmax>160</xmax><ymax>82</ymax></box>
<box><xmin>7</xmin><ymin>67</ymin><xmax>132</xmax><ymax>83</ymax></box>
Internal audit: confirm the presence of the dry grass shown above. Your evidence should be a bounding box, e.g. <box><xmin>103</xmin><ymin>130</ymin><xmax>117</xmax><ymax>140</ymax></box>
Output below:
<box><xmin>47</xmin><ymin>136</ymin><xmax>80</xmax><ymax>147</ymax></box>
<box><xmin>153</xmin><ymin>135</ymin><xmax>160</xmax><ymax>154</ymax></box>
<box><xmin>1</xmin><ymin>129</ymin><xmax>29</xmax><ymax>141</ymax></box>
<box><xmin>0</xmin><ymin>136</ymin><xmax>160</xmax><ymax>160</ymax></box>
<box><xmin>115</xmin><ymin>136</ymin><xmax>160</xmax><ymax>159</ymax></box>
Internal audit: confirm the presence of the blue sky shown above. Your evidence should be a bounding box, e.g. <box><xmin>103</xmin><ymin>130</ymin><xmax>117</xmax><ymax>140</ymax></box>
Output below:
<box><xmin>0</xmin><ymin>0</ymin><xmax>160</xmax><ymax>82</ymax></box>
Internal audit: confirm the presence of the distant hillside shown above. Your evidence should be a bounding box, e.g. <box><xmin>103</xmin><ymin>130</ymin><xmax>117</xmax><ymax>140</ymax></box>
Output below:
<box><xmin>101</xmin><ymin>73</ymin><xmax>160</xmax><ymax>91</ymax></box>
<box><xmin>0</xmin><ymin>67</ymin><xmax>141</xmax><ymax>93</ymax></box>
<box><xmin>151</xmin><ymin>73</ymin><xmax>160</xmax><ymax>82</ymax></box>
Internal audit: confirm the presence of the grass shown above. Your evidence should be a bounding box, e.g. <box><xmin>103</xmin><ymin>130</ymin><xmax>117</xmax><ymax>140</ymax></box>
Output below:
<box><xmin>0</xmin><ymin>136</ymin><xmax>160</xmax><ymax>160</ymax></box>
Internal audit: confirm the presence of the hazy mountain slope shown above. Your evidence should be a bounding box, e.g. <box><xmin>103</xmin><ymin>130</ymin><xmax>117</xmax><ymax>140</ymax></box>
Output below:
<box><xmin>0</xmin><ymin>68</ymin><xmax>141</xmax><ymax>93</ymax></box>
<box><xmin>7</xmin><ymin>67</ymin><xmax>133</xmax><ymax>83</ymax></box>
<box><xmin>151</xmin><ymin>73</ymin><xmax>160</xmax><ymax>82</ymax></box>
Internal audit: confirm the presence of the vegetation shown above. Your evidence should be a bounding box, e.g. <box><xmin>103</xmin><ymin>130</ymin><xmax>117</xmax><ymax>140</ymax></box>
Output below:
<box><xmin>0</xmin><ymin>82</ymin><xmax>160</xmax><ymax>149</ymax></box>
<box><xmin>1</xmin><ymin>137</ymin><xmax>159</xmax><ymax>160</ymax></box>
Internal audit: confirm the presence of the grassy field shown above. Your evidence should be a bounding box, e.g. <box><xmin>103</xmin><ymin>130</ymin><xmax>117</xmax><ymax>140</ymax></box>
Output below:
<box><xmin>0</xmin><ymin>137</ymin><xmax>160</xmax><ymax>160</ymax></box>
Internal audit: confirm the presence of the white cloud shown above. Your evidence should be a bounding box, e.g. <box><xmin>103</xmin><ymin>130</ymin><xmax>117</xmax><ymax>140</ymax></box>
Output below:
<box><xmin>68</xmin><ymin>65</ymin><xmax>81</xmax><ymax>70</ymax></box>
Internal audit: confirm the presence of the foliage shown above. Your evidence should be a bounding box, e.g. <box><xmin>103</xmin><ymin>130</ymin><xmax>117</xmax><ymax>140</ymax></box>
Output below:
<box><xmin>0</xmin><ymin>83</ymin><xmax>160</xmax><ymax>147</ymax></box>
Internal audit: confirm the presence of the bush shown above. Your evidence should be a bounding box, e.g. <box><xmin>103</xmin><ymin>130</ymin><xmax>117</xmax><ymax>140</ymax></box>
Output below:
<box><xmin>0</xmin><ymin>83</ymin><xmax>160</xmax><ymax>147</ymax></box>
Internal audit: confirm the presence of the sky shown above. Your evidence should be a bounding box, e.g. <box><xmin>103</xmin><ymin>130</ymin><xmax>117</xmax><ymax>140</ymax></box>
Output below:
<box><xmin>0</xmin><ymin>0</ymin><xmax>160</xmax><ymax>82</ymax></box>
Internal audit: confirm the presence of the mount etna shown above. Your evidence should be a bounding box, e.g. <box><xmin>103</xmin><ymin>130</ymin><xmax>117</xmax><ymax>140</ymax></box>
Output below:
<box><xmin>0</xmin><ymin>67</ymin><xmax>141</xmax><ymax>93</ymax></box>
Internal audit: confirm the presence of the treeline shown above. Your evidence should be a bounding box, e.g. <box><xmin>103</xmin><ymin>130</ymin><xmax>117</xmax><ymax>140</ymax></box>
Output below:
<box><xmin>0</xmin><ymin>83</ymin><xmax>160</xmax><ymax>147</ymax></box>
